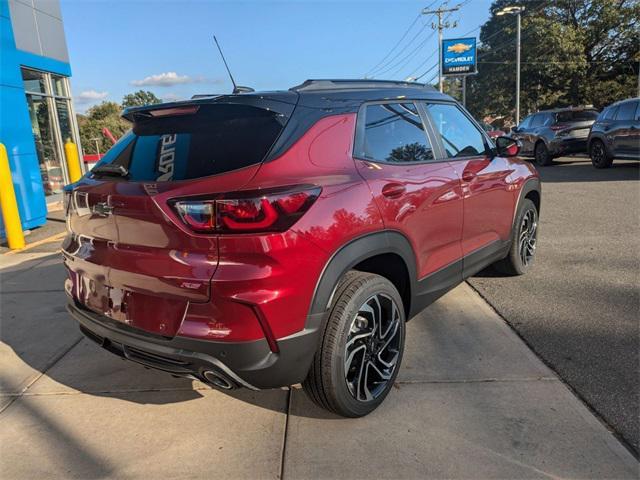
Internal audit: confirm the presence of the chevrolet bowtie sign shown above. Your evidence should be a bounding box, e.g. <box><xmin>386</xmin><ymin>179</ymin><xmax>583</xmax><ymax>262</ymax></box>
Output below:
<box><xmin>442</xmin><ymin>37</ymin><xmax>477</xmax><ymax>75</ymax></box>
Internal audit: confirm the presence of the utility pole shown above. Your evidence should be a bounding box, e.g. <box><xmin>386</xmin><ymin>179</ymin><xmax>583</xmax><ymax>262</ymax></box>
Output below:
<box><xmin>497</xmin><ymin>5</ymin><xmax>525</xmax><ymax>124</ymax></box>
<box><xmin>423</xmin><ymin>3</ymin><xmax>460</xmax><ymax>93</ymax></box>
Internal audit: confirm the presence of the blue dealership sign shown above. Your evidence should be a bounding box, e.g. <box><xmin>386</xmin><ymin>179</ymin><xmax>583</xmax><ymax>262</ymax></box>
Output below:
<box><xmin>442</xmin><ymin>37</ymin><xmax>477</xmax><ymax>75</ymax></box>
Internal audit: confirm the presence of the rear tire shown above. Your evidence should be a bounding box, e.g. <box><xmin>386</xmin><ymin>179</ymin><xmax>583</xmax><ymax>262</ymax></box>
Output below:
<box><xmin>534</xmin><ymin>142</ymin><xmax>553</xmax><ymax>166</ymax></box>
<box><xmin>302</xmin><ymin>271</ymin><xmax>405</xmax><ymax>417</ymax></box>
<box><xmin>590</xmin><ymin>139</ymin><xmax>613</xmax><ymax>169</ymax></box>
<box><xmin>493</xmin><ymin>198</ymin><xmax>538</xmax><ymax>276</ymax></box>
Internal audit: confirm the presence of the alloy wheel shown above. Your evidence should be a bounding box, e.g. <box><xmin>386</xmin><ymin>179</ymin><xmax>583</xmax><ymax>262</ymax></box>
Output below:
<box><xmin>344</xmin><ymin>293</ymin><xmax>401</xmax><ymax>402</ymax></box>
<box><xmin>518</xmin><ymin>208</ymin><xmax>537</xmax><ymax>267</ymax></box>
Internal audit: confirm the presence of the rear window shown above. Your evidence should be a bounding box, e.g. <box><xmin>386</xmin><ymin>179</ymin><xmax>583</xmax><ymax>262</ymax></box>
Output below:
<box><xmin>555</xmin><ymin>110</ymin><xmax>598</xmax><ymax>123</ymax></box>
<box><xmin>99</xmin><ymin>103</ymin><xmax>290</xmax><ymax>181</ymax></box>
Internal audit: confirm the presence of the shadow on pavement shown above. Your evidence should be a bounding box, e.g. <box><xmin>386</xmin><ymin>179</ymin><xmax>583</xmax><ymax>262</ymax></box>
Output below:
<box><xmin>1</xmin><ymin>253</ymin><xmax>324</xmax><ymax>416</ymax></box>
<box><xmin>536</xmin><ymin>157</ymin><xmax>639</xmax><ymax>183</ymax></box>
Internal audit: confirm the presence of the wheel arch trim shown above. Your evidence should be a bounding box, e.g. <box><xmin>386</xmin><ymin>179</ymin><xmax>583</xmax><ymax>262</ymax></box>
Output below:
<box><xmin>513</xmin><ymin>177</ymin><xmax>541</xmax><ymax>227</ymax></box>
<box><xmin>308</xmin><ymin>231</ymin><xmax>418</xmax><ymax>318</ymax></box>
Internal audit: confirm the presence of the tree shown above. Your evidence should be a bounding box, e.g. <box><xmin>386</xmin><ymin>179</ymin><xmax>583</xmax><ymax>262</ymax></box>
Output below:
<box><xmin>77</xmin><ymin>101</ymin><xmax>130</xmax><ymax>155</ymax></box>
<box><xmin>465</xmin><ymin>0</ymin><xmax>639</xmax><ymax>126</ymax></box>
<box><xmin>122</xmin><ymin>90</ymin><xmax>161</xmax><ymax>108</ymax></box>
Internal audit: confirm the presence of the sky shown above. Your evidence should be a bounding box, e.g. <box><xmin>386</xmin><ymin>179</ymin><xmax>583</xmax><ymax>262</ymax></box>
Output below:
<box><xmin>60</xmin><ymin>0</ymin><xmax>493</xmax><ymax>112</ymax></box>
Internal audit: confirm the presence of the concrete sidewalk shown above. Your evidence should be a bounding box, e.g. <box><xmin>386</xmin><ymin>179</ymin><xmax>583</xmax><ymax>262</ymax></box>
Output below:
<box><xmin>1</xmin><ymin>253</ymin><xmax>637</xmax><ymax>479</ymax></box>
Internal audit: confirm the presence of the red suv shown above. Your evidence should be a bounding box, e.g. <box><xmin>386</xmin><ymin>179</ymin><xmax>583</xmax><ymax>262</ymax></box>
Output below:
<box><xmin>63</xmin><ymin>80</ymin><xmax>540</xmax><ymax>417</ymax></box>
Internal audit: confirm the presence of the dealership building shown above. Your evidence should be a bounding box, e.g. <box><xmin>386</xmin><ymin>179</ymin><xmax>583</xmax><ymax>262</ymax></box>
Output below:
<box><xmin>1</xmin><ymin>0</ymin><xmax>82</xmax><ymax>234</ymax></box>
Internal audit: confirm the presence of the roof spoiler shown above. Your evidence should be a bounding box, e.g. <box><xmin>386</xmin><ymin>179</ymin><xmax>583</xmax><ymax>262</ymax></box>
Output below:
<box><xmin>290</xmin><ymin>79</ymin><xmax>433</xmax><ymax>92</ymax></box>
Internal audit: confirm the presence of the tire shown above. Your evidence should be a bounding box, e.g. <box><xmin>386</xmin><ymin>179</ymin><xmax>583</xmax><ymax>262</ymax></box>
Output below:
<box><xmin>590</xmin><ymin>139</ymin><xmax>613</xmax><ymax>169</ymax></box>
<box><xmin>302</xmin><ymin>271</ymin><xmax>406</xmax><ymax>417</ymax></box>
<box><xmin>534</xmin><ymin>141</ymin><xmax>553</xmax><ymax>166</ymax></box>
<box><xmin>493</xmin><ymin>198</ymin><xmax>538</xmax><ymax>276</ymax></box>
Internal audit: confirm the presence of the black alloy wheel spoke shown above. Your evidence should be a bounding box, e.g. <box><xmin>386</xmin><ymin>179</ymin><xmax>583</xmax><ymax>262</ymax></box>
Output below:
<box><xmin>344</xmin><ymin>293</ymin><xmax>401</xmax><ymax>402</ymax></box>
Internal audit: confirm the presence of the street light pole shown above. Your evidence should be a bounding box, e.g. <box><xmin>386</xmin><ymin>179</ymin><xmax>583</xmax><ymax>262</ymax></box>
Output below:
<box><xmin>497</xmin><ymin>5</ymin><xmax>525</xmax><ymax>125</ymax></box>
<box><xmin>515</xmin><ymin>9</ymin><xmax>522</xmax><ymax>125</ymax></box>
<box><xmin>423</xmin><ymin>4</ymin><xmax>460</xmax><ymax>93</ymax></box>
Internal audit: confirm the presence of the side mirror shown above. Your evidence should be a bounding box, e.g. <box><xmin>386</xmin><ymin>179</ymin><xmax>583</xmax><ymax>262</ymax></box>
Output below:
<box><xmin>510</xmin><ymin>126</ymin><xmax>519</xmax><ymax>133</ymax></box>
<box><xmin>495</xmin><ymin>136</ymin><xmax>521</xmax><ymax>157</ymax></box>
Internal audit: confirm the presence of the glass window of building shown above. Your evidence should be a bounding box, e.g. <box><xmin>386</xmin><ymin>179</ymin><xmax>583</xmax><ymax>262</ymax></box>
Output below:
<box><xmin>21</xmin><ymin>67</ymin><xmax>80</xmax><ymax>197</ymax></box>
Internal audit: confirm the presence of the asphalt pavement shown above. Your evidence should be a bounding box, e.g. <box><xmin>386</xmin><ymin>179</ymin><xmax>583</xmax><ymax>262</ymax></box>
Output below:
<box><xmin>468</xmin><ymin>156</ymin><xmax>640</xmax><ymax>455</ymax></box>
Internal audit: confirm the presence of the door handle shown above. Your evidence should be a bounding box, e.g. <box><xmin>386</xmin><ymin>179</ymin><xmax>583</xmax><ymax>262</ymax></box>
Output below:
<box><xmin>381</xmin><ymin>183</ymin><xmax>406</xmax><ymax>198</ymax></box>
<box><xmin>462</xmin><ymin>171</ymin><xmax>476</xmax><ymax>182</ymax></box>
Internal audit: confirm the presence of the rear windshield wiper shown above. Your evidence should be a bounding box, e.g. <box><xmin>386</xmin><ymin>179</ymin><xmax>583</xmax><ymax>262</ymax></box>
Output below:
<box><xmin>91</xmin><ymin>164</ymin><xmax>129</xmax><ymax>178</ymax></box>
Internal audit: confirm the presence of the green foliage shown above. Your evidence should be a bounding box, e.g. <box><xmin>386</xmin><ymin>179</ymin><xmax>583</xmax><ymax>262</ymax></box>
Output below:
<box><xmin>465</xmin><ymin>0</ymin><xmax>639</xmax><ymax>125</ymax></box>
<box><xmin>77</xmin><ymin>101</ymin><xmax>130</xmax><ymax>155</ymax></box>
<box><xmin>122</xmin><ymin>90</ymin><xmax>162</xmax><ymax>108</ymax></box>
<box><xmin>79</xmin><ymin>90</ymin><xmax>162</xmax><ymax>154</ymax></box>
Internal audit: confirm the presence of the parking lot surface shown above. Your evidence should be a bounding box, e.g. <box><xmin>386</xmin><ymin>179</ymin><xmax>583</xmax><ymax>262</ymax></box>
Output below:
<box><xmin>468</xmin><ymin>157</ymin><xmax>640</xmax><ymax>454</ymax></box>
<box><xmin>1</xmin><ymin>249</ymin><xmax>637</xmax><ymax>479</ymax></box>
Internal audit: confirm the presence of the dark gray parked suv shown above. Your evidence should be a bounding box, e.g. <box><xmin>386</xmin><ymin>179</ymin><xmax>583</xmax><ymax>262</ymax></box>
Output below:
<box><xmin>510</xmin><ymin>107</ymin><xmax>599</xmax><ymax>166</ymax></box>
<box><xmin>588</xmin><ymin>98</ymin><xmax>640</xmax><ymax>168</ymax></box>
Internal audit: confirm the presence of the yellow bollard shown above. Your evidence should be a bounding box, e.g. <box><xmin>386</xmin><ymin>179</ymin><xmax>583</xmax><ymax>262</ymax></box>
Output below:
<box><xmin>0</xmin><ymin>143</ymin><xmax>26</xmax><ymax>250</ymax></box>
<box><xmin>64</xmin><ymin>140</ymin><xmax>82</xmax><ymax>184</ymax></box>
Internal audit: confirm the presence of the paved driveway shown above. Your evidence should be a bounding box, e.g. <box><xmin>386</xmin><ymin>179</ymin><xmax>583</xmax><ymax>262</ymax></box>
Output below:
<box><xmin>1</xmin><ymin>252</ymin><xmax>636</xmax><ymax>479</ymax></box>
<box><xmin>469</xmin><ymin>157</ymin><xmax>640</xmax><ymax>454</ymax></box>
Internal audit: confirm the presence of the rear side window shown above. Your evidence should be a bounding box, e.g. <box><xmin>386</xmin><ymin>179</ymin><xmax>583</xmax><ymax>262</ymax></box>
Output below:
<box><xmin>530</xmin><ymin>114</ymin><xmax>546</xmax><ymax>127</ymax></box>
<box><xmin>103</xmin><ymin>103</ymin><xmax>289</xmax><ymax>181</ymax></box>
<box><xmin>603</xmin><ymin>106</ymin><xmax>618</xmax><ymax>120</ymax></box>
<box><xmin>425</xmin><ymin>103</ymin><xmax>487</xmax><ymax>158</ymax></box>
<box><xmin>615</xmin><ymin>101</ymin><xmax>637</xmax><ymax>121</ymax></box>
<box><xmin>357</xmin><ymin>103</ymin><xmax>434</xmax><ymax>163</ymax></box>
<box><xmin>555</xmin><ymin>110</ymin><xmax>598</xmax><ymax>123</ymax></box>
<box><xmin>518</xmin><ymin>116</ymin><xmax>532</xmax><ymax>129</ymax></box>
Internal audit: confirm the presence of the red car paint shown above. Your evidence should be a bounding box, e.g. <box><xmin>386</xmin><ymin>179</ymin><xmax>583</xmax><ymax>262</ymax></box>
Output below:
<box><xmin>64</xmin><ymin>110</ymin><xmax>536</xmax><ymax>341</ymax></box>
<box><xmin>63</xmin><ymin>83</ymin><xmax>539</xmax><ymax>391</ymax></box>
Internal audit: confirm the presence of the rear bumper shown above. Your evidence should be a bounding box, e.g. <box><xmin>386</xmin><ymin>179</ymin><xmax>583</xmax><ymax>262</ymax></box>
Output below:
<box><xmin>67</xmin><ymin>300</ymin><xmax>322</xmax><ymax>390</ymax></box>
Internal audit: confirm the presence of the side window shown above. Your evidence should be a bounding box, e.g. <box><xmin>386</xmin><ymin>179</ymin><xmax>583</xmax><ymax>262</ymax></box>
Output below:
<box><xmin>518</xmin><ymin>115</ymin><xmax>532</xmax><ymax>129</ymax></box>
<box><xmin>615</xmin><ymin>101</ymin><xmax>636</xmax><ymax>121</ymax></box>
<box><xmin>530</xmin><ymin>114</ymin><xmax>544</xmax><ymax>127</ymax></box>
<box><xmin>425</xmin><ymin>103</ymin><xmax>487</xmax><ymax>158</ymax></box>
<box><xmin>634</xmin><ymin>101</ymin><xmax>640</xmax><ymax>121</ymax></box>
<box><xmin>603</xmin><ymin>106</ymin><xmax>618</xmax><ymax>120</ymax></box>
<box><xmin>358</xmin><ymin>103</ymin><xmax>434</xmax><ymax>163</ymax></box>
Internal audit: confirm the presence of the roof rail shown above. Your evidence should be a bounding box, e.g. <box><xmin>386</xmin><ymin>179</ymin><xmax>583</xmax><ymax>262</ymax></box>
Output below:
<box><xmin>290</xmin><ymin>79</ymin><xmax>433</xmax><ymax>92</ymax></box>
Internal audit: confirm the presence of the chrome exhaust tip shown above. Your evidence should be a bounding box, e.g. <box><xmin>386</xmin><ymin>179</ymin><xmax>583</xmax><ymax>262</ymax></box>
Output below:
<box><xmin>203</xmin><ymin>370</ymin><xmax>234</xmax><ymax>390</ymax></box>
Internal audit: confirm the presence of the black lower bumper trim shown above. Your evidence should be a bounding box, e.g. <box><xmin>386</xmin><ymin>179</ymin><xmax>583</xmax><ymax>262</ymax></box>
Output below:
<box><xmin>68</xmin><ymin>301</ymin><xmax>323</xmax><ymax>390</ymax></box>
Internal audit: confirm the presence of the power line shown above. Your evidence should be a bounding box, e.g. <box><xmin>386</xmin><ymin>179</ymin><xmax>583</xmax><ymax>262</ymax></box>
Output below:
<box><xmin>384</xmin><ymin>29</ymin><xmax>440</xmax><ymax>78</ymax></box>
<box><xmin>369</xmin><ymin>16</ymin><xmax>440</xmax><ymax>78</ymax></box>
<box><xmin>365</xmin><ymin>0</ymin><xmax>440</xmax><ymax>77</ymax></box>
<box><xmin>400</xmin><ymin>9</ymin><xmax>458</xmax><ymax>79</ymax></box>
<box><xmin>364</xmin><ymin>14</ymin><xmax>422</xmax><ymax>77</ymax></box>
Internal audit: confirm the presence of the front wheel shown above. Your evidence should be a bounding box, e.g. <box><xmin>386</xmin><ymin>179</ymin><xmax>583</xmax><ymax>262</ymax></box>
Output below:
<box><xmin>302</xmin><ymin>271</ymin><xmax>406</xmax><ymax>417</ymax></box>
<box><xmin>493</xmin><ymin>198</ymin><xmax>538</xmax><ymax>276</ymax></box>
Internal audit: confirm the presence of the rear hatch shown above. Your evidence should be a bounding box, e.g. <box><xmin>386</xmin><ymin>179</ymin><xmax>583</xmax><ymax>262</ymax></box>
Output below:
<box><xmin>553</xmin><ymin>110</ymin><xmax>599</xmax><ymax>139</ymax></box>
<box><xmin>63</xmin><ymin>94</ymin><xmax>296</xmax><ymax>337</ymax></box>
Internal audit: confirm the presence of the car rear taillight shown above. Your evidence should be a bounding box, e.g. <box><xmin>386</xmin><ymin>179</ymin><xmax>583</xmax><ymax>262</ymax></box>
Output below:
<box><xmin>550</xmin><ymin>125</ymin><xmax>567</xmax><ymax>132</ymax></box>
<box><xmin>172</xmin><ymin>186</ymin><xmax>321</xmax><ymax>234</ymax></box>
